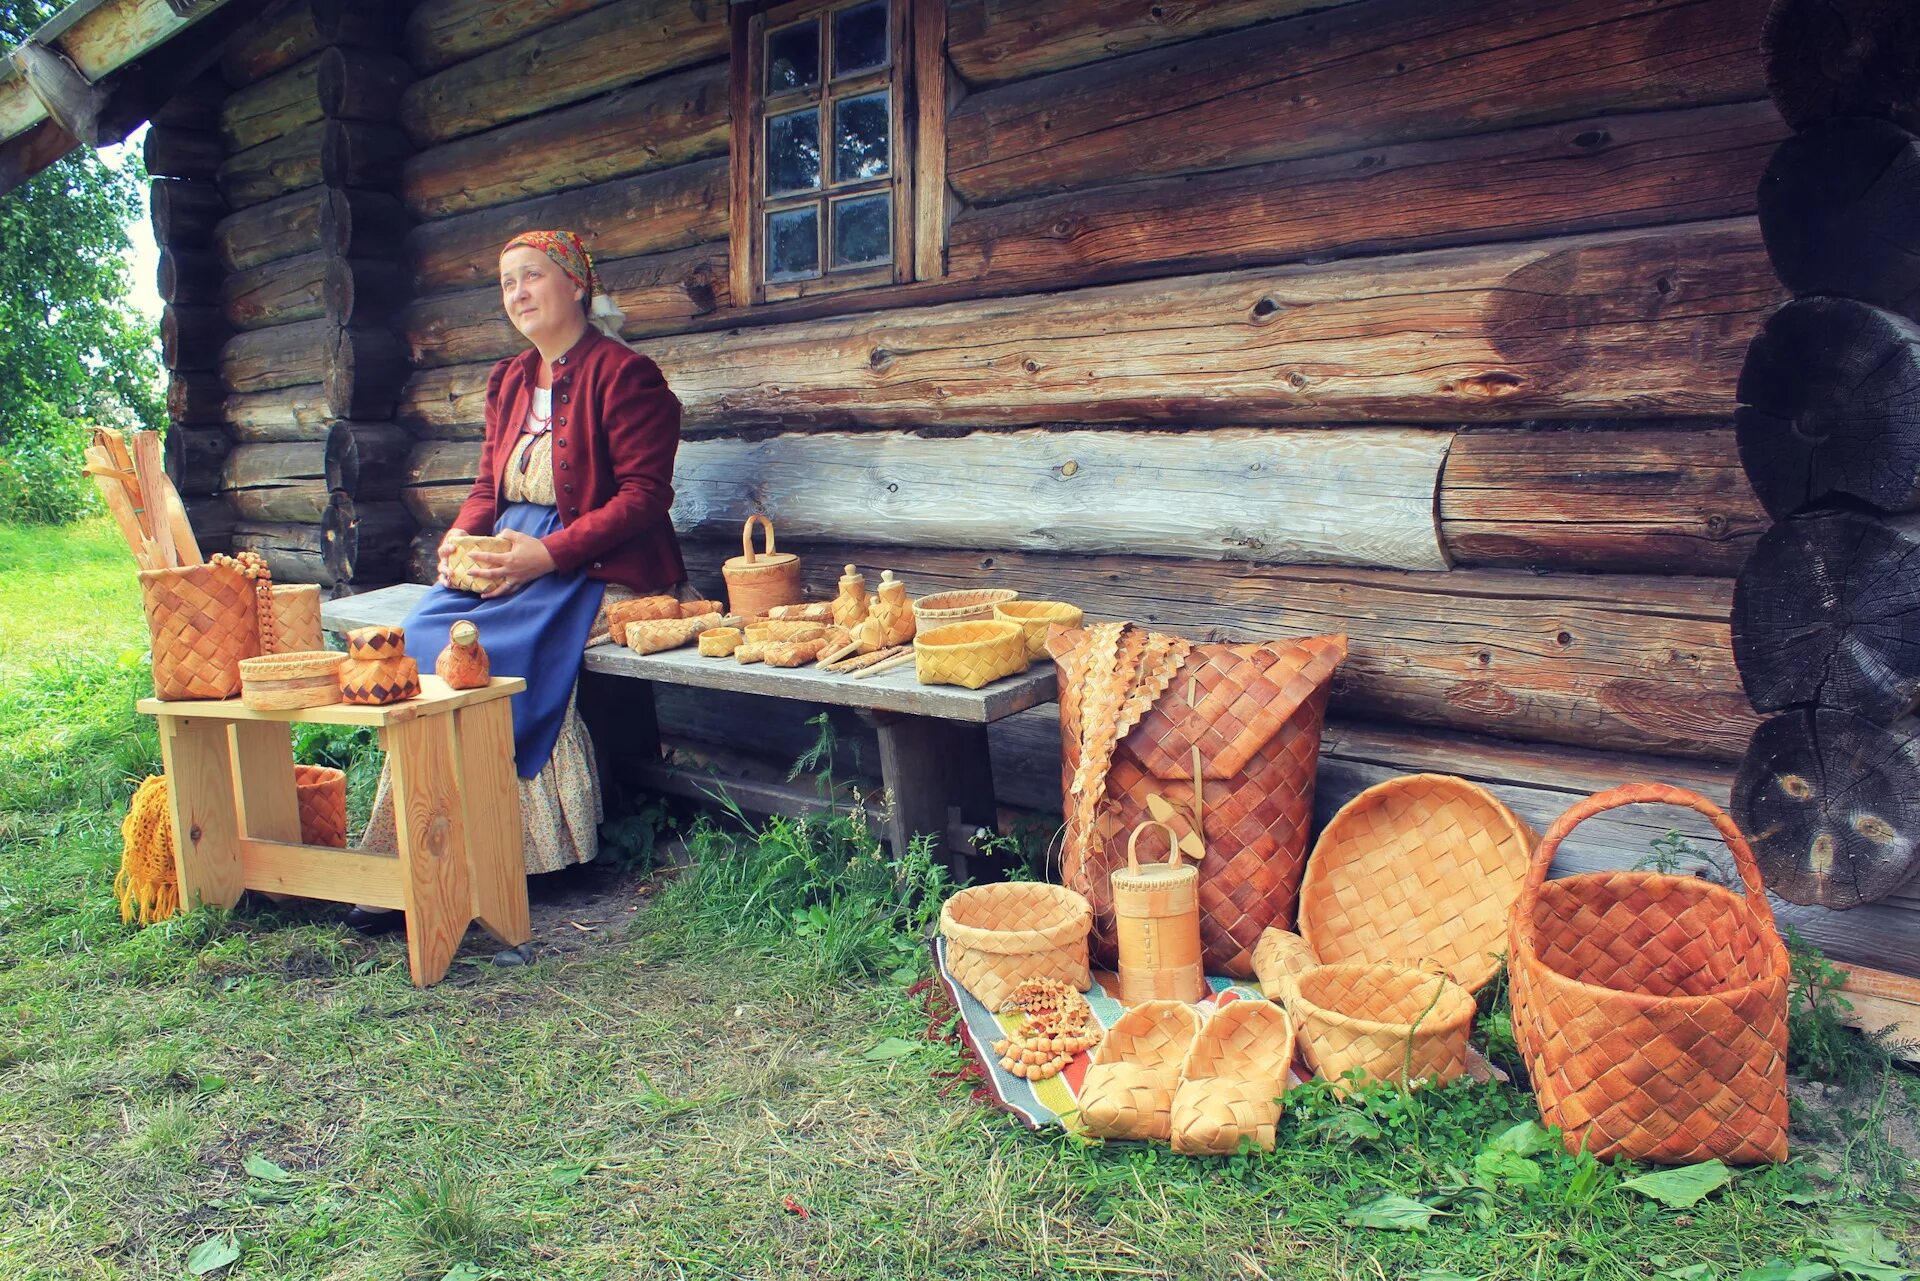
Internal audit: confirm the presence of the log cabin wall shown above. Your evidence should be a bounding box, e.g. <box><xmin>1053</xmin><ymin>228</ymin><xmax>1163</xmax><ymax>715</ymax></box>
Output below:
<box><xmin>159</xmin><ymin>0</ymin><xmax>1914</xmax><ymax>975</ymax></box>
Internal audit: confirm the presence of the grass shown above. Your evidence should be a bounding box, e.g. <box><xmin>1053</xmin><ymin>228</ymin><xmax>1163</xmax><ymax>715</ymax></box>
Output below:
<box><xmin>1</xmin><ymin>518</ymin><xmax>1917</xmax><ymax>1280</ymax></box>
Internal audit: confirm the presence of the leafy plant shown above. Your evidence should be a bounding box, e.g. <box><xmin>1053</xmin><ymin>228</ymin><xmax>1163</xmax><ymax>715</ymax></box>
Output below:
<box><xmin>1784</xmin><ymin>928</ymin><xmax>1918</xmax><ymax>1088</ymax></box>
<box><xmin>598</xmin><ymin>795</ymin><xmax>677</xmax><ymax>872</ymax></box>
<box><xmin>1636</xmin><ymin>828</ymin><xmax>1733</xmax><ymax>883</ymax></box>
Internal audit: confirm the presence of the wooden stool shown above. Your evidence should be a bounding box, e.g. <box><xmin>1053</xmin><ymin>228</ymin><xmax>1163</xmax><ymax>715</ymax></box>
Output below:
<box><xmin>138</xmin><ymin>675</ymin><xmax>530</xmax><ymax>987</ymax></box>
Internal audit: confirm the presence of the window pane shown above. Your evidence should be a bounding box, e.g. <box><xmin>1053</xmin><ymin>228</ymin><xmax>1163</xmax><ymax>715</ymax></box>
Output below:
<box><xmin>831</xmin><ymin>193</ymin><xmax>891</xmax><ymax>269</ymax></box>
<box><xmin>765</xmin><ymin>19</ymin><xmax>820</xmax><ymax>94</ymax></box>
<box><xmin>767</xmin><ymin>206</ymin><xmax>821</xmax><ymax>281</ymax></box>
<box><xmin>832</xmin><ymin>90</ymin><xmax>889</xmax><ymax>184</ymax></box>
<box><xmin>765</xmin><ymin>108</ymin><xmax>820</xmax><ymax>196</ymax></box>
<box><xmin>833</xmin><ymin>1</ymin><xmax>887</xmax><ymax>77</ymax></box>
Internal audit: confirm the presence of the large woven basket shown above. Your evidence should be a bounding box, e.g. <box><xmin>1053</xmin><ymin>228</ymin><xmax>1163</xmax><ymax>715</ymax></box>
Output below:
<box><xmin>722</xmin><ymin>515</ymin><xmax>803</xmax><ymax>616</ymax></box>
<box><xmin>444</xmin><ymin>533</ymin><xmax>508</xmax><ymax>594</ymax></box>
<box><xmin>1287</xmin><ymin>961</ymin><xmax>1475</xmax><ymax>1094</ymax></box>
<box><xmin>139</xmin><ymin>561</ymin><xmax>262</xmax><ymax>701</ymax></box>
<box><xmin>915</xmin><ymin>620</ymin><xmax>1030</xmax><ymax>689</ymax></box>
<box><xmin>914</xmin><ymin>588</ymin><xmax>1019</xmax><ymax>627</ymax></box>
<box><xmin>994</xmin><ymin>600</ymin><xmax>1082</xmax><ymax>658</ymax></box>
<box><xmin>294</xmin><ymin>764</ymin><xmax>347</xmax><ymax>848</ymax></box>
<box><xmin>1078</xmin><ymin>1000</ymin><xmax>1207</xmax><ymax>1142</ymax></box>
<box><xmin>1509</xmin><ymin>783</ymin><xmax>1789</xmax><ymax>1164</ymax></box>
<box><xmin>1298</xmin><ymin>774</ymin><xmax>1534</xmax><ymax>992</ymax></box>
<box><xmin>1170</xmin><ymin>999</ymin><xmax>1297</xmax><ymax>1155</ymax></box>
<box><xmin>939</xmin><ymin>882</ymin><xmax>1092</xmax><ymax>1010</ymax></box>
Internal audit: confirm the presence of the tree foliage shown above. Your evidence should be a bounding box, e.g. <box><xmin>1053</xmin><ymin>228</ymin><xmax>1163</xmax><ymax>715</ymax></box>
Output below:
<box><xmin>0</xmin><ymin>0</ymin><xmax>164</xmax><ymax>523</ymax></box>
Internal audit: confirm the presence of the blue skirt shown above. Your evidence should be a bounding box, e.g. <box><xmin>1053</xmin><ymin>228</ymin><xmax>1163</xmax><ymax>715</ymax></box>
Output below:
<box><xmin>403</xmin><ymin>503</ymin><xmax>606</xmax><ymax>779</ymax></box>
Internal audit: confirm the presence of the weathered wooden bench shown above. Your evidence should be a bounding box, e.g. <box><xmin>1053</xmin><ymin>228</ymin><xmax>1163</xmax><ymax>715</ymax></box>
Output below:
<box><xmin>320</xmin><ymin>583</ymin><xmax>1057</xmax><ymax>879</ymax></box>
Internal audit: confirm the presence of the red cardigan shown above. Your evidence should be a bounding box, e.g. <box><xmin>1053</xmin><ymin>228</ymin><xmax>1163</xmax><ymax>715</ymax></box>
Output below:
<box><xmin>453</xmin><ymin>327</ymin><xmax>687</xmax><ymax>592</ymax></box>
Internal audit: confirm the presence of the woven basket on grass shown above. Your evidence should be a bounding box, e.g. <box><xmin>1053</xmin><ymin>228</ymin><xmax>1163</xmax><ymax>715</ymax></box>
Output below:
<box><xmin>1170</xmin><ymin>1000</ymin><xmax>1297</xmax><ymax>1155</ymax></box>
<box><xmin>914</xmin><ymin>587</ymin><xmax>1019</xmax><ymax>627</ymax></box>
<box><xmin>939</xmin><ymin>882</ymin><xmax>1091</xmax><ymax>1010</ymax></box>
<box><xmin>1077</xmin><ymin>1000</ymin><xmax>1206</xmax><ymax>1142</ymax></box>
<box><xmin>294</xmin><ymin>764</ymin><xmax>347</xmax><ymax>848</ymax></box>
<box><xmin>994</xmin><ymin>600</ymin><xmax>1083</xmax><ymax>659</ymax></box>
<box><xmin>1298</xmin><ymin>774</ymin><xmax>1534</xmax><ymax>992</ymax></box>
<box><xmin>1509</xmin><ymin>783</ymin><xmax>1789</xmax><ymax>1164</ymax></box>
<box><xmin>915</xmin><ymin>620</ymin><xmax>1029</xmax><ymax>689</ymax></box>
<box><xmin>1287</xmin><ymin>961</ymin><xmax>1475</xmax><ymax>1094</ymax></box>
<box><xmin>444</xmin><ymin>534</ymin><xmax>509</xmax><ymax>594</ymax></box>
<box><xmin>139</xmin><ymin>561</ymin><xmax>262</xmax><ymax>700</ymax></box>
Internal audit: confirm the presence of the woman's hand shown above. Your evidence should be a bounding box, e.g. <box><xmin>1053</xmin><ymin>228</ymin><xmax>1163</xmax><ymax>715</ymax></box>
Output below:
<box><xmin>435</xmin><ymin>527</ymin><xmax>468</xmax><ymax>587</ymax></box>
<box><xmin>466</xmin><ymin>528</ymin><xmax>557</xmax><ymax>598</ymax></box>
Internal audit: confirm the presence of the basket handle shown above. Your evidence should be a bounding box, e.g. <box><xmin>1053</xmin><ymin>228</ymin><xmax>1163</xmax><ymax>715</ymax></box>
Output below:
<box><xmin>1127</xmin><ymin>819</ymin><xmax>1184</xmax><ymax>873</ymax></box>
<box><xmin>1517</xmin><ymin>782</ymin><xmax>1774</xmax><ymax>939</ymax></box>
<box><xmin>741</xmin><ymin>514</ymin><xmax>776</xmax><ymax>563</ymax></box>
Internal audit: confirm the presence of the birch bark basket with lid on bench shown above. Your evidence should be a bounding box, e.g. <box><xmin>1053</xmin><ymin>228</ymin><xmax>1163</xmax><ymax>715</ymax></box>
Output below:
<box><xmin>321</xmin><ymin>583</ymin><xmax>1059</xmax><ymax>881</ymax></box>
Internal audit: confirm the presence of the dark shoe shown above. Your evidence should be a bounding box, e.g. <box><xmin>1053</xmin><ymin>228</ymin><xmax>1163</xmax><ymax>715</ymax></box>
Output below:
<box><xmin>343</xmin><ymin>906</ymin><xmax>404</xmax><ymax>935</ymax></box>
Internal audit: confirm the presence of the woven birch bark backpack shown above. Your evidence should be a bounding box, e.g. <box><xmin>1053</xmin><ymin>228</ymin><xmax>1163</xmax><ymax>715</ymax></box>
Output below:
<box><xmin>1050</xmin><ymin>622</ymin><xmax>1347</xmax><ymax>977</ymax></box>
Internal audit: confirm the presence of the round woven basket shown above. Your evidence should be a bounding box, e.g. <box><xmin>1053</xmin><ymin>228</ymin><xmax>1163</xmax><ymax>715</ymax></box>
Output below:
<box><xmin>914</xmin><ymin>620</ymin><xmax>1029</xmax><ymax>689</ymax></box>
<box><xmin>994</xmin><ymin>600</ymin><xmax>1083</xmax><ymax>659</ymax></box>
<box><xmin>268</xmin><ymin>584</ymin><xmax>324</xmax><ymax>653</ymax></box>
<box><xmin>293</xmin><ymin>763</ymin><xmax>347</xmax><ymax>848</ymax></box>
<box><xmin>238</xmin><ymin>650</ymin><xmax>347</xmax><ymax>711</ymax></box>
<box><xmin>914</xmin><ymin>587</ymin><xmax>1019</xmax><ymax>627</ymax></box>
<box><xmin>1298</xmin><ymin>774</ymin><xmax>1534</xmax><ymax>992</ymax></box>
<box><xmin>1288</xmin><ymin>961</ymin><xmax>1475</xmax><ymax>1094</ymax></box>
<box><xmin>939</xmin><ymin>882</ymin><xmax>1092</xmax><ymax>1010</ymax></box>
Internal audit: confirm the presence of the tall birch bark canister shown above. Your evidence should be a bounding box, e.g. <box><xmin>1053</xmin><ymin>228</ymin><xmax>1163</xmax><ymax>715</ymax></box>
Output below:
<box><xmin>1112</xmin><ymin>821</ymin><xmax>1207</xmax><ymax>1003</ymax></box>
<box><xmin>722</xmin><ymin>515</ymin><xmax>803</xmax><ymax>616</ymax></box>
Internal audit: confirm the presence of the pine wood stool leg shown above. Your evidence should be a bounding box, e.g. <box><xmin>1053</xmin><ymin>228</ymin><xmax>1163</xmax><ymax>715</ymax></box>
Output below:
<box><xmin>230</xmin><ymin>722</ymin><xmax>301</xmax><ymax>843</ymax></box>
<box><xmin>456</xmin><ymin>698</ymin><xmax>529</xmax><ymax>947</ymax></box>
<box><xmin>156</xmin><ymin>715</ymin><xmax>246</xmax><ymax>910</ymax></box>
<box><xmin>387</xmin><ymin>714</ymin><xmax>473</xmax><ymax>987</ymax></box>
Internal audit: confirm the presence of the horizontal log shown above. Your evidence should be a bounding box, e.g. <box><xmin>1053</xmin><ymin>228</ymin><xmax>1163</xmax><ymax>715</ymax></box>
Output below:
<box><xmin>1758</xmin><ymin>116</ymin><xmax>1920</xmax><ymax>319</ymax></box>
<box><xmin>405</xmin><ymin>0</ymin><xmax>618</xmax><ymax>72</ymax></box>
<box><xmin>405</xmin><ymin>155</ymin><xmax>727</xmax><ymax>295</ymax></box>
<box><xmin>402</xmin><ymin>242</ymin><xmax>727</xmax><ymax>366</ymax></box>
<box><xmin>182</xmin><ymin>495</ymin><xmax>236</xmax><ymax>553</ymax></box>
<box><xmin>673</xmin><ymin>537</ymin><xmax>1760</xmax><ymax>761</ymax></box>
<box><xmin>168</xmin><ymin>372</ymin><xmax>224</xmax><ymax>426</ymax></box>
<box><xmin>325</xmin><ymin>325</ymin><xmax>409</xmax><ymax>419</ymax></box>
<box><xmin>164</xmin><ymin>425</ymin><xmax>231</xmax><ymax>496</ymax></box>
<box><xmin>394</xmin><ymin>365</ymin><xmax>484</xmax><ymax>439</ymax></box>
<box><xmin>222</xmin><ymin>250</ymin><xmax>327</xmax><ymax>330</ymax></box>
<box><xmin>221</xmin><ymin>317</ymin><xmax>335</xmax><ymax>393</ymax></box>
<box><xmin>1762</xmin><ymin>0</ymin><xmax>1920</xmax><ymax>134</ymax></box>
<box><xmin>161</xmin><ymin>305</ymin><xmax>225</xmax><ymax>372</ymax></box>
<box><xmin>223</xmin><ymin>384</ymin><xmax>331</xmax><ymax>442</ymax></box>
<box><xmin>221</xmin><ymin>432</ymin><xmax>352</xmax><ymax>523</ymax></box>
<box><xmin>947</xmin><ymin>0</ymin><xmax>1769</xmax><ymax>206</ymax></box>
<box><xmin>157</xmin><ymin>247</ymin><xmax>222</xmax><ymax>305</ymax></box>
<box><xmin>946</xmin><ymin>0</ymin><xmax>1355</xmax><ymax>88</ymax></box>
<box><xmin>400</xmin><ymin>60</ymin><xmax>726</xmax><ymax>219</ymax></box>
<box><xmin>398</xmin><ymin>0</ymin><xmax>725</xmax><ymax>147</ymax></box>
<box><xmin>342</xmin><ymin>423</ymin><xmax>412</xmax><ymax>500</ymax></box>
<box><xmin>216</xmin><ymin>119</ymin><xmax>410</xmax><ymax>210</ymax></box>
<box><xmin>671</xmin><ymin>427</ymin><xmax>1452</xmax><ymax>570</ymax></box>
<box><xmin>150</xmin><ymin>177</ymin><xmax>227</xmax><ymax>245</ymax></box>
<box><xmin>232</xmin><ymin>497</ymin><xmax>356</xmax><ymax>587</ymax></box>
<box><xmin>349</xmin><ymin>500</ymin><xmax>415</xmax><ymax>582</ymax></box>
<box><xmin>400</xmin><ymin>439</ymin><xmax>477</xmax><ymax>525</ymax></box>
<box><xmin>153</xmin><ymin>76</ymin><xmax>226</xmax><ymax>131</ymax></box>
<box><xmin>949</xmin><ymin>101</ymin><xmax>1784</xmax><ymax>300</ymax></box>
<box><xmin>215</xmin><ymin>186</ymin><xmax>411</xmax><ymax>272</ymax></box>
<box><xmin>219</xmin><ymin>52</ymin><xmax>324</xmax><ymax>152</ymax></box>
<box><xmin>221</xmin><ymin>0</ymin><xmax>398</xmax><ymax>87</ymax></box>
<box><xmin>143</xmin><ymin>124</ymin><xmax>221</xmax><ymax>181</ymax></box>
<box><xmin>1438</xmin><ymin>425</ymin><xmax>1767</xmax><ymax>575</ymax></box>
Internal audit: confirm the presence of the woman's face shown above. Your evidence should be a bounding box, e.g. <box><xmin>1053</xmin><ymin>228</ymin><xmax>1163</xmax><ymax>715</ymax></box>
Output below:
<box><xmin>499</xmin><ymin>245</ymin><xmax>584</xmax><ymax>345</ymax></box>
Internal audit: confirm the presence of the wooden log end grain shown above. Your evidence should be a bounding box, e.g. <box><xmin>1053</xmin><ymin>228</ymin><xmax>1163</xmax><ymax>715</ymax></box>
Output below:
<box><xmin>1732</xmin><ymin>509</ymin><xmax>1920</xmax><ymax>721</ymax></box>
<box><xmin>1758</xmin><ymin>116</ymin><xmax>1920</xmax><ymax>317</ymax></box>
<box><xmin>1762</xmin><ymin>0</ymin><xmax>1920</xmax><ymax>133</ymax></box>
<box><xmin>1735</xmin><ymin>296</ymin><xmax>1920</xmax><ymax>518</ymax></box>
<box><xmin>1734</xmin><ymin>707</ymin><xmax>1920</xmax><ymax>908</ymax></box>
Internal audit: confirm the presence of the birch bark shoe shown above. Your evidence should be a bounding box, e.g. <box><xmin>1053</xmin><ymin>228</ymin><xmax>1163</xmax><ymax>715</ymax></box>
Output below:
<box><xmin>1169</xmin><ymin>999</ymin><xmax>1297</xmax><ymax>1155</ymax></box>
<box><xmin>1076</xmin><ymin>1000</ymin><xmax>1206</xmax><ymax>1142</ymax></box>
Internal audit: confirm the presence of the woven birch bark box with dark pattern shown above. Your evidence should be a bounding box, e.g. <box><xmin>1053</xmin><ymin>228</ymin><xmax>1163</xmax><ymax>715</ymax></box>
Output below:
<box><xmin>1050</xmin><ymin>623</ymin><xmax>1347</xmax><ymax>978</ymax></box>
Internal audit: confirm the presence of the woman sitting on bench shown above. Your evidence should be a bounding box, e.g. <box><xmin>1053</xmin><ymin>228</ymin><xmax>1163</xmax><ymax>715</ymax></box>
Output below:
<box><xmin>348</xmin><ymin>229</ymin><xmax>686</xmax><ymax>933</ymax></box>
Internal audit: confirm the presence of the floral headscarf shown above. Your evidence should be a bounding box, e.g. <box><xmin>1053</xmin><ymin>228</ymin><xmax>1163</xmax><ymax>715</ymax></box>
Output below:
<box><xmin>502</xmin><ymin>229</ymin><xmax>597</xmax><ymax>302</ymax></box>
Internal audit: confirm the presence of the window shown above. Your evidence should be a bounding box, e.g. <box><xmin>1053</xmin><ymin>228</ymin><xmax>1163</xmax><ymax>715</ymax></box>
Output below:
<box><xmin>731</xmin><ymin>0</ymin><xmax>946</xmax><ymax>305</ymax></box>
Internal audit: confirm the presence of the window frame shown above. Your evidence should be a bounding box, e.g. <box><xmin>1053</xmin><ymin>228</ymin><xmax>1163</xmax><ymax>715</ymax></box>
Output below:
<box><xmin>730</xmin><ymin>0</ymin><xmax>946</xmax><ymax>307</ymax></box>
